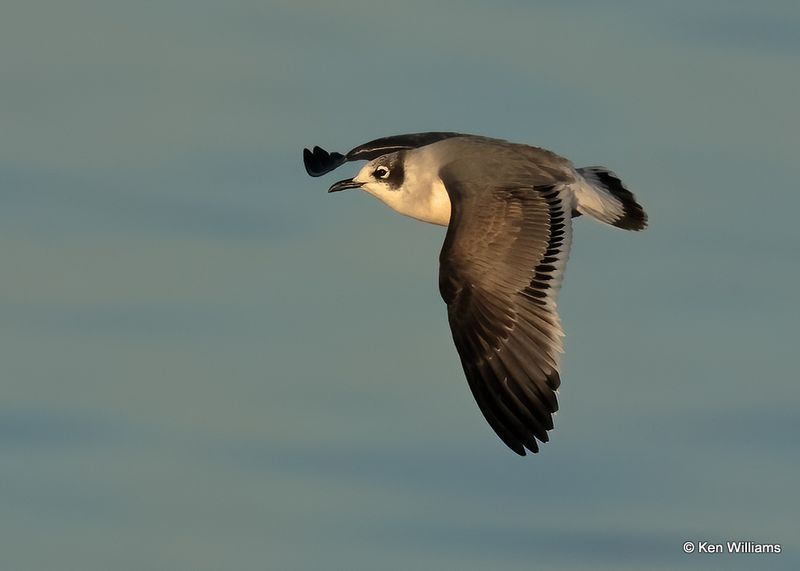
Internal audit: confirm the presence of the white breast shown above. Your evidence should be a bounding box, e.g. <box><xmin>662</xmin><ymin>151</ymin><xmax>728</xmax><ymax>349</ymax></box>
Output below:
<box><xmin>360</xmin><ymin>148</ymin><xmax>453</xmax><ymax>226</ymax></box>
<box><xmin>405</xmin><ymin>178</ymin><xmax>451</xmax><ymax>226</ymax></box>
<box><xmin>390</xmin><ymin>151</ymin><xmax>452</xmax><ymax>226</ymax></box>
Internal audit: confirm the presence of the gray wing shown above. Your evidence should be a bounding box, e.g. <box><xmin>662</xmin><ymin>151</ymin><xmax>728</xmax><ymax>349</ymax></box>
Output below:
<box><xmin>438</xmin><ymin>154</ymin><xmax>574</xmax><ymax>455</ymax></box>
<box><xmin>303</xmin><ymin>132</ymin><xmax>464</xmax><ymax>177</ymax></box>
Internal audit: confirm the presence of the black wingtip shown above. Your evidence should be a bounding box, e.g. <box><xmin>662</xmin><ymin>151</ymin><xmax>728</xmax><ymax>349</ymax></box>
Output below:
<box><xmin>303</xmin><ymin>145</ymin><xmax>347</xmax><ymax>177</ymax></box>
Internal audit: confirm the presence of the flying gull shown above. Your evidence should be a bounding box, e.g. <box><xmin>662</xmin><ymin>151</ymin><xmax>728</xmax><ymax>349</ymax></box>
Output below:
<box><xmin>303</xmin><ymin>132</ymin><xmax>647</xmax><ymax>455</ymax></box>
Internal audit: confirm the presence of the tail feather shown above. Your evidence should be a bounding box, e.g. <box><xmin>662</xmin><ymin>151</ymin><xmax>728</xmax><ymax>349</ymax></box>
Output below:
<box><xmin>575</xmin><ymin>167</ymin><xmax>647</xmax><ymax>231</ymax></box>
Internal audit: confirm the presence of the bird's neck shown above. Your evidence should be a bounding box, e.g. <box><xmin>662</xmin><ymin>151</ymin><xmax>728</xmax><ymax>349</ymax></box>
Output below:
<box><xmin>384</xmin><ymin>156</ymin><xmax>452</xmax><ymax>227</ymax></box>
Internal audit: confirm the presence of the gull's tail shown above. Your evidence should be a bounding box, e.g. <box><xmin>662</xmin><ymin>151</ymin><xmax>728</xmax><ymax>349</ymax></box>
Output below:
<box><xmin>574</xmin><ymin>166</ymin><xmax>648</xmax><ymax>231</ymax></box>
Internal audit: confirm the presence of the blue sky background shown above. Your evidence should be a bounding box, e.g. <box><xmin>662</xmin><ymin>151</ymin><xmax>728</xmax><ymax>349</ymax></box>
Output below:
<box><xmin>2</xmin><ymin>1</ymin><xmax>799</xmax><ymax>569</ymax></box>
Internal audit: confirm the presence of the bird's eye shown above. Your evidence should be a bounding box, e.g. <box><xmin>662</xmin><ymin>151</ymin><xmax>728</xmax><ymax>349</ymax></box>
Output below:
<box><xmin>374</xmin><ymin>166</ymin><xmax>390</xmax><ymax>179</ymax></box>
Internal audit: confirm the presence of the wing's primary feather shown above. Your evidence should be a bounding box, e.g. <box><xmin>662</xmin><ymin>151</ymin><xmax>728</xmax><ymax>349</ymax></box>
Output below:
<box><xmin>303</xmin><ymin>146</ymin><xmax>346</xmax><ymax>177</ymax></box>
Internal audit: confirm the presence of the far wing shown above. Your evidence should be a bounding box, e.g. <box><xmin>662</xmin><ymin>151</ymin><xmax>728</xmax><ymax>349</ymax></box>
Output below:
<box><xmin>303</xmin><ymin>132</ymin><xmax>463</xmax><ymax>177</ymax></box>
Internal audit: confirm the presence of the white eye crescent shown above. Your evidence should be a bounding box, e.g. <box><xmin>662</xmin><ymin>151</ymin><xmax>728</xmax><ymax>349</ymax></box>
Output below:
<box><xmin>374</xmin><ymin>166</ymin><xmax>390</xmax><ymax>179</ymax></box>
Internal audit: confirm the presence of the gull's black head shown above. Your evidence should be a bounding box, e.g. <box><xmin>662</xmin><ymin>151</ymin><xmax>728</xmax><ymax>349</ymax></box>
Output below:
<box><xmin>327</xmin><ymin>151</ymin><xmax>406</xmax><ymax>194</ymax></box>
<box><xmin>362</xmin><ymin>151</ymin><xmax>406</xmax><ymax>190</ymax></box>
